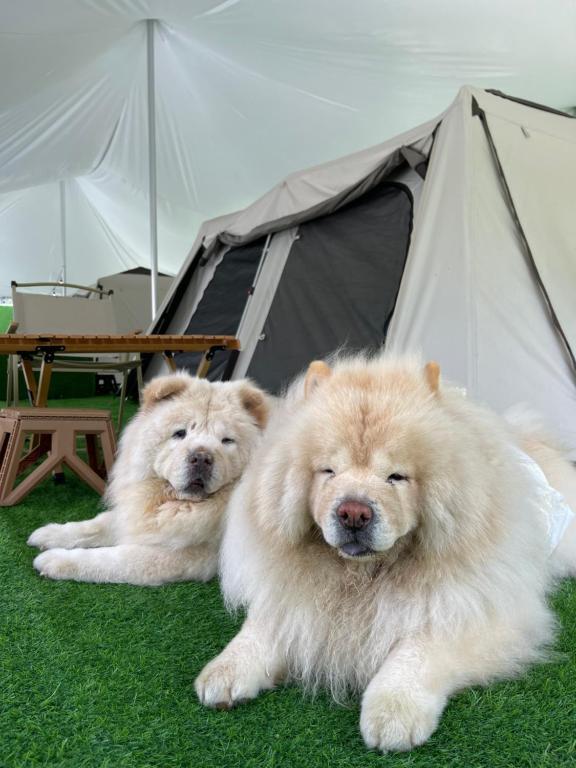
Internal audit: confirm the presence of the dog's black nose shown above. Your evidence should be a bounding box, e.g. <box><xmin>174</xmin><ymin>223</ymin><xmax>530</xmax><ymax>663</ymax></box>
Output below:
<box><xmin>336</xmin><ymin>500</ymin><xmax>373</xmax><ymax>530</ymax></box>
<box><xmin>189</xmin><ymin>450</ymin><xmax>214</xmax><ymax>468</ymax></box>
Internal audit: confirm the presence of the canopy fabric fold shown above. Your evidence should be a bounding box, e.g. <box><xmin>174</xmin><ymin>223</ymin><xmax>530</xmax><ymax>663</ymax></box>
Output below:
<box><xmin>1</xmin><ymin>0</ymin><xmax>575</xmax><ymax>295</ymax></box>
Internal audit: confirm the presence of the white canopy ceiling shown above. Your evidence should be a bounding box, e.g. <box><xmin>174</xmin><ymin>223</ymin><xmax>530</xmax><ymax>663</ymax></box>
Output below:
<box><xmin>1</xmin><ymin>0</ymin><xmax>575</xmax><ymax>297</ymax></box>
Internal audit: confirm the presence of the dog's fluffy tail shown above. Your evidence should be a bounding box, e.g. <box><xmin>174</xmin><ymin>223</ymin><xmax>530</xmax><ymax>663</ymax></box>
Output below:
<box><xmin>504</xmin><ymin>404</ymin><xmax>563</xmax><ymax>452</ymax></box>
<box><xmin>505</xmin><ymin>405</ymin><xmax>576</xmax><ymax>578</ymax></box>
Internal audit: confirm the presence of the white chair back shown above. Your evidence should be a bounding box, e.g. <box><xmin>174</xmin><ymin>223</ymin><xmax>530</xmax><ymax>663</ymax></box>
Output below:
<box><xmin>11</xmin><ymin>287</ymin><xmax>119</xmax><ymax>335</ymax></box>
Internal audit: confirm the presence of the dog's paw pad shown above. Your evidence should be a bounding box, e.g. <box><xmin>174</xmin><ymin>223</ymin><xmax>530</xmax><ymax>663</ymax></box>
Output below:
<box><xmin>195</xmin><ymin>658</ymin><xmax>267</xmax><ymax>709</ymax></box>
<box><xmin>27</xmin><ymin>524</ymin><xmax>65</xmax><ymax>551</ymax></box>
<box><xmin>33</xmin><ymin>549</ymin><xmax>78</xmax><ymax>580</ymax></box>
<box><xmin>360</xmin><ymin>688</ymin><xmax>442</xmax><ymax>753</ymax></box>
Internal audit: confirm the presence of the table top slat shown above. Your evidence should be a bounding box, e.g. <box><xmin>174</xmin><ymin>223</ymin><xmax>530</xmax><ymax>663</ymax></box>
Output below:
<box><xmin>0</xmin><ymin>334</ymin><xmax>240</xmax><ymax>354</ymax></box>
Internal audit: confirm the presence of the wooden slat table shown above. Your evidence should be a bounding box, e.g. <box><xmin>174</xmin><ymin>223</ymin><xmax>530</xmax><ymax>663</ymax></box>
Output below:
<box><xmin>0</xmin><ymin>334</ymin><xmax>240</xmax><ymax>407</ymax></box>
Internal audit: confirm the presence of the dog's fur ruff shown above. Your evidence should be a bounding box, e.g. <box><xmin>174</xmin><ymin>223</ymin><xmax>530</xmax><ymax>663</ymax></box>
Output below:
<box><xmin>195</xmin><ymin>354</ymin><xmax>576</xmax><ymax>752</ymax></box>
<box><xmin>29</xmin><ymin>373</ymin><xmax>269</xmax><ymax>585</ymax></box>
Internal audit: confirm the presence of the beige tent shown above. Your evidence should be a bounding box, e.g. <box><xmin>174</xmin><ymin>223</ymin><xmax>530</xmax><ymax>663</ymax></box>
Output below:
<box><xmin>151</xmin><ymin>87</ymin><xmax>576</xmax><ymax>456</ymax></box>
<box><xmin>95</xmin><ymin>269</ymin><xmax>173</xmax><ymax>334</ymax></box>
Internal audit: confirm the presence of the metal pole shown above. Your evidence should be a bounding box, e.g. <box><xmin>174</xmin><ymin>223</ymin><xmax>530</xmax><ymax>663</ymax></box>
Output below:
<box><xmin>59</xmin><ymin>180</ymin><xmax>67</xmax><ymax>295</ymax></box>
<box><xmin>146</xmin><ymin>18</ymin><xmax>159</xmax><ymax>321</ymax></box>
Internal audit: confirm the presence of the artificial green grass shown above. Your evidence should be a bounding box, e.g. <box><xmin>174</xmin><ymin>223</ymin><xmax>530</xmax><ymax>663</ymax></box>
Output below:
<box><xmin>1</xmin><ymin>397</ymin><xmax>575</xmax><ymax>767</ymax></box>
<box><xmin>0</xmin><ymin>305</ymin><xmax>13</xmax><ymax>333</ymax></box>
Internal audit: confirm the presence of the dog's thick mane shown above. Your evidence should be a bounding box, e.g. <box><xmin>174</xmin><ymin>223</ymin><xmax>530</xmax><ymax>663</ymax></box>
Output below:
<box><xmin>220</xmin><ymin>354</ymin><xmax>556</xmax><ymax>699</ymax></box>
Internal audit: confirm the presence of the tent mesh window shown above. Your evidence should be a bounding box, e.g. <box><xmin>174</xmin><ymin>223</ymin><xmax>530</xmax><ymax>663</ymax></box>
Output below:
<box><xmin>247</xmin><ymin>182</ymin><xmax>413</xmax><ymax>393</ymax></box>
<box><xmin>174</xmin><ymin>237</ymin><xmax>267</xmax><ymax>378</ymax></box>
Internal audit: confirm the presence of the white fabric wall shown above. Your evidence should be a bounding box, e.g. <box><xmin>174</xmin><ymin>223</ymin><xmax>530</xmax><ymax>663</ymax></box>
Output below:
<box><xmin>1</xmin><ymin>0</ymin><xmax>575</xmax><ymax>296</ymax></box>
<box><xmin>485</xmin><ymin>111</ymin><xmax>576</xmax><ymax>358</ymax></box>
<box><xmin>387</xmin><ymin>90</ymin><xmax>576</xmax><ymax>457</ymax></box>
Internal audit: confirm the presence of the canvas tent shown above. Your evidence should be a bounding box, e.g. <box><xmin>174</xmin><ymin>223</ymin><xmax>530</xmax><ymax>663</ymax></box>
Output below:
<box><xmin>150</xmin><ymin>86</ymin><xmax>576</xmax><ymax>457</ymax></box>
<box><xmin>94</xmin><ymin>269</ymin><xmax>173</xmax><ymax>334</ymax></box>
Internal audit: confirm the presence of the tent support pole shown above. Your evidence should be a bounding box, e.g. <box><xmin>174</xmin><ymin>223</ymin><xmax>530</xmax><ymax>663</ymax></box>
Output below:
<box><xmin>146</xmin><ymin>18</ymin><xmax>159</xmax><ymax>321</ymax></box>
<box><xmin>59</xmin><ymin>180</ymin><xmax>67</xmax><ymax>295</ymax></box>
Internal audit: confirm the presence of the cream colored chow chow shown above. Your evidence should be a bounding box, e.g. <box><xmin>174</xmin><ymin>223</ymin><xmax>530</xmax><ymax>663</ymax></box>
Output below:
<box><xmin>195</xmin><ymin>355</ymin><xmax>576</xmax><ymax>752</ymax></box>
<box><xmin>28</xmin><ymin>372</ymin><xmax>269</xmax><ymax>585</ymax></box>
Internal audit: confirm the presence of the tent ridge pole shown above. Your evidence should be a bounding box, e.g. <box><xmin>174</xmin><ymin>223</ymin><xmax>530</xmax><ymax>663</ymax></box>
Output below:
<box><xmin>146</xmin><ymin>18</ymin><xmax>159</xmax><ymax>322</ymax></box>
<box><xmin>59</xmin><ymin>179</ymin><xmax>67</xmax><ymax>296</ymax></box>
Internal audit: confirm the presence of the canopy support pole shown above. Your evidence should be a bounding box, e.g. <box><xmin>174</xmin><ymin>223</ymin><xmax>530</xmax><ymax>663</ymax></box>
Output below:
<box><xmin>146</xmin><ymin>18</ymin><xmax>159</xmax><ymax>321</ymax></box>
<box><xmin>59</xmin><ymin>180</ymin><xmax>67</xmax><ymax>295</ymax></box>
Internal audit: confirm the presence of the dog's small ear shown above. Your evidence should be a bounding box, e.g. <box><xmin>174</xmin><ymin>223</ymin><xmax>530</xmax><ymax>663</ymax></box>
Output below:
<box><xmin>304</xmin><ymin>360</ymin><xmax>332</xmax><ymax>398</ymax></box>
<box><xmin>239</xmin><ymin>383</ymin><xmax>269</xmax><ymax>429</ymax></box>
<box><xmin>424</xmin><ymin>361</ymin><xmax>440</xmax><ymax>394</ymax></box>
<box><xmin>142</xmin><ymin>374</ymin><xmax>190</xmax><ymax>409</ymax></box>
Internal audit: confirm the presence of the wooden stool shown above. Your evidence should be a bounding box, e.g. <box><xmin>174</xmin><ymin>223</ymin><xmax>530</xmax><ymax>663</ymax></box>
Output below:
<box><xmin>0</xmin><ymin>409</ymin><xmax>116</xmax><ymax>506</ymax></box>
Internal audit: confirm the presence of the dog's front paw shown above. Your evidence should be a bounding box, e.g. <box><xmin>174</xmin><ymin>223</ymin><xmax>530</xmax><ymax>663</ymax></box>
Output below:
<box><xmin>195</xmin><ymin>654</ymin><xmax>270</xmax><ymax>709</ymax></box>
<box><xmin>28</xmin><ymin>523</ymin><xmax>68</xmax><ymax>551</ymax></box>
<box><xmin>360</xmin><ymin>686</ymin><xmax>444</xmax><ymax>753</ymax></box>
<box><xmin>33</xmin><ymin>549</ymin><xmax>80</xmax><ymax>580</ymax></box>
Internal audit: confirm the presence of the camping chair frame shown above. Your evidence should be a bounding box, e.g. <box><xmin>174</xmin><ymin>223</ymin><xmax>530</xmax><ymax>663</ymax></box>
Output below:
<box><xmin>6</xmin><ymin>281</ymin><xmax>143</xmax><ymax>429</ymax></box>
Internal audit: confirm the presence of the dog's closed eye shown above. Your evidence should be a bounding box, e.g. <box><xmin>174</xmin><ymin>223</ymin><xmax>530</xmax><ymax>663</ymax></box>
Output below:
<box><xmin>172</xmin><ymin>429</ymin><xmax>187</xmax><ymax>440</ymax></box>
<box><xmin>222</xmin><ymin>437</ymin><xmax>235</xmax><ymax>445</ymax></box>
<box><xmin>387</xmin><ymin>473</ymin><xmax>409</xmax><ymax>484</ymax></box>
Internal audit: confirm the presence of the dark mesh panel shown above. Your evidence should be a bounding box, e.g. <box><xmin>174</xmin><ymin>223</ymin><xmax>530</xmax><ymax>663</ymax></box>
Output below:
<box><xmin>175</xmin><ymin>238</ymin><xmax>266</xmax><ymax>379</ymax></box>
<box><xmin>247</xmin><ymin>183</ymin><xmax>412</xmax><ymax>393</ymax></box>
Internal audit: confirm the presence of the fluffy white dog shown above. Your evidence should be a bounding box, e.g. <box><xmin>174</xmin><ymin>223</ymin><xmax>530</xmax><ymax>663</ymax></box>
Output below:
<box><xmin>195</xmin><ymin>355</ymin><xmax>576</xmax><ymax>752</ymax></box>
<box><xmin>29</xmin><ymin>372</ymin><xmax>269</xmax><ymax>585</ymax></box>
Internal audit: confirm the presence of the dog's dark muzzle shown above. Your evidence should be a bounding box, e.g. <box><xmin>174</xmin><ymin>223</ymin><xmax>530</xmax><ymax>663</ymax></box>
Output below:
<box><xmin>333</xmin><ymin>499</ymin><xmax>376</xmax><ymax>558</ymax></box>
<box><xmin>186</xmin><ymin>450</ymin><xmax>214</xmax><ymax>494</ymax></box>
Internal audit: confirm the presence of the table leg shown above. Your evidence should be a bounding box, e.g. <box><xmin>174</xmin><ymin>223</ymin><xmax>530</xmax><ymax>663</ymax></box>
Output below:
<box><xmin>20</xmin><ymin>356</ymin><xmax>38</xmax><ymax>405</ymax></box>
<box><xmin>36</xmin><ymin>355</ymin><xmax>54</xmax><ymax>407</ymax></box>
<box><xmin>36</xmin><ymin>354</ymin><xmax>60</xmax><ymax>477</ymax></box>
<box><xmin>163</xmin><ymin>352</ymin><xmax>177</xmax><ymax>372</ymax></box>
<box><xmin>196</xmin><ymin>347</ymin><xmax>218</xmax><ymax>379</ymax></box>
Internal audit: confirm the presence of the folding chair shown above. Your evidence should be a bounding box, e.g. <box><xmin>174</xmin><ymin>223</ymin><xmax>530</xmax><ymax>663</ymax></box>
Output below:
<box><xmin>6</xmin><ymin>282</ymin><xmax>143</xmax><ymax>429</ymax></box>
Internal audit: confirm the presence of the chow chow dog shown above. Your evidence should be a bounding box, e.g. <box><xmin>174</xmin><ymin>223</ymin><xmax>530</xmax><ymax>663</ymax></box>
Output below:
<box><xmin>28</xmin><ymin>372</ymin><xmax>269</xmax><ymax>585</ymax></box>
<box><xmin>195</xmin><ymin>355</ymin><xmax>576</xmax><ymax>752</ymax></box>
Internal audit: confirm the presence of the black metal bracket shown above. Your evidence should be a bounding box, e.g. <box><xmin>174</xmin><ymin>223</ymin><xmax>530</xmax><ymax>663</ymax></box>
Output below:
<box><xmin>206</xmin><ymin>345</ymin><xmax>224</xmax><ymax>361</ymax></box>
<box><xmin>33</xmin><ymin>345</ymin><xmax>65</xmax><ymax>357</ymax></box>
